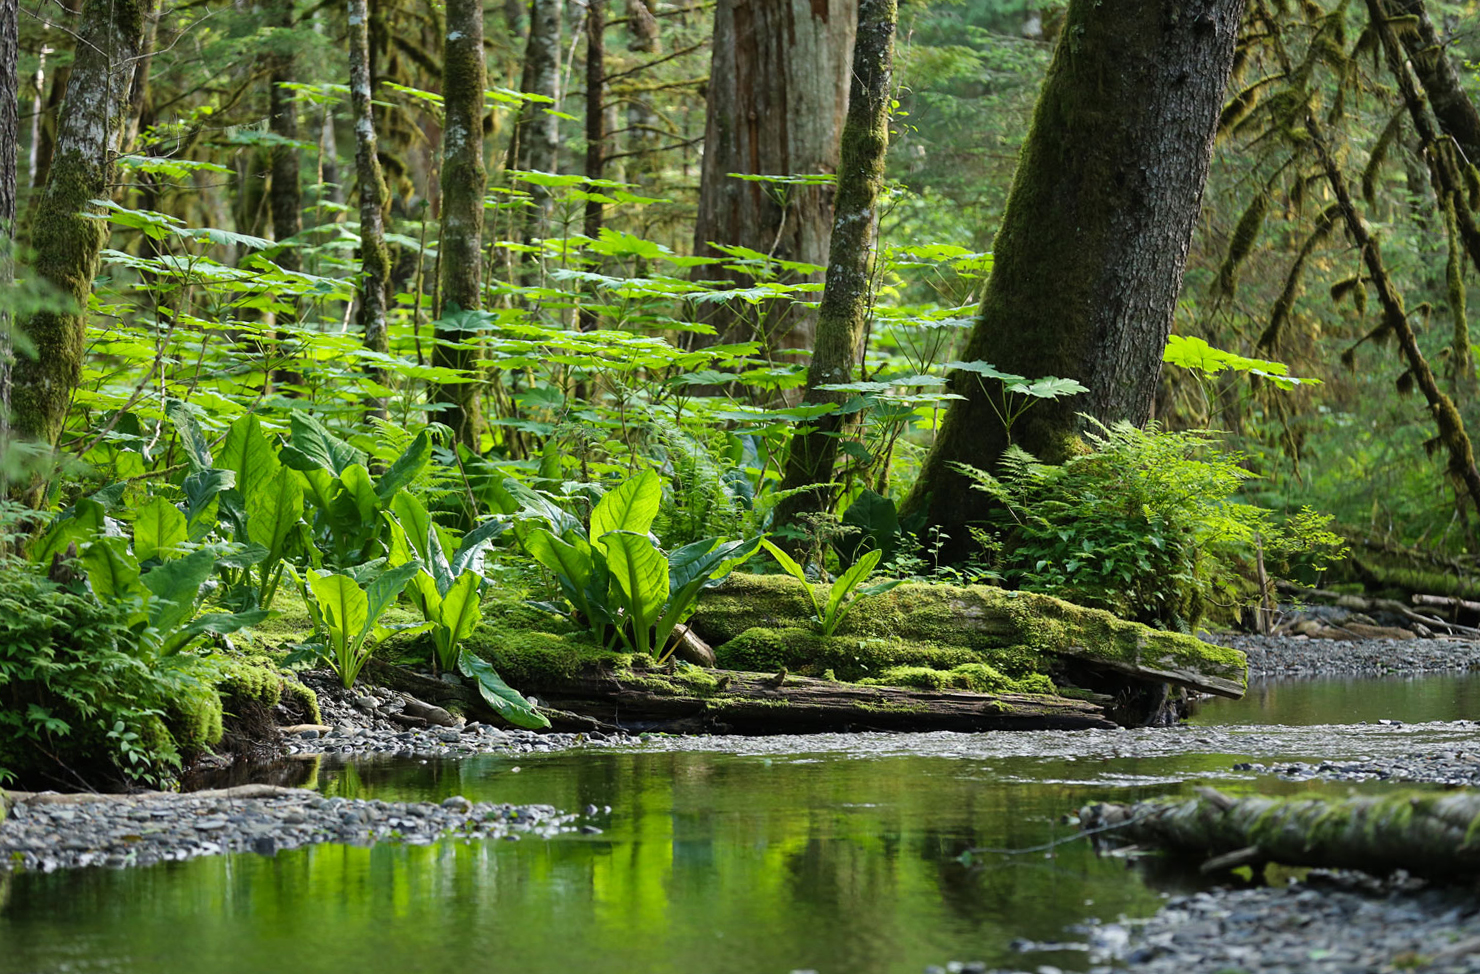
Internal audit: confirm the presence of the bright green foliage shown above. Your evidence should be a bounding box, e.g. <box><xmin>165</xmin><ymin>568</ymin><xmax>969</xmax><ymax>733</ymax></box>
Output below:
<box><xmin>0</xmin><ymin>563</ymin><xmax>216</xmax><ymax>787</ymax></box>
<box><xmin>762</xmin><ymin>541</ymin><xmax>902</xmax><ymax>636</ymax></box>
<box><xmin>297</xmin><ymin>563</ymin><xmax>421</xmax><ymax>688</ymax></box>
<box><xmin>955</xmin><ymin>421</ymin><xmax>1345</xmax><ymax>631</ymax></box>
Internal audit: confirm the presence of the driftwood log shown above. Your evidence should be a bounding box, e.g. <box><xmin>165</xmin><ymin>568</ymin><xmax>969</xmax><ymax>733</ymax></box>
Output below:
<box><xmin>1080</xmin><ymin>787</ymin><xmax>1480</xmax><ymax>883</ymax></box>
<box><xmin>515</xmin><ymin>666</ymin><xmax>1116</xmax><ymax>734</ymax></box>
<box><xmin>1276</xmin><ymin>582</ymin><xmax>1480</xmax><ymax>637</ymax></box>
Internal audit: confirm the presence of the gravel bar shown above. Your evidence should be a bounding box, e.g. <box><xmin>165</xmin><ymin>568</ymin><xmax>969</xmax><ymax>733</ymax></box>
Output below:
<box><xmin>0</xmin><ymin>788</ymin><xmax>593</xmax><ymax>873</ymax></box>
<box><xmin>1210</xmin><ymin>632</ymin><xmax>1480</xmax><ymax>677</ymax></box>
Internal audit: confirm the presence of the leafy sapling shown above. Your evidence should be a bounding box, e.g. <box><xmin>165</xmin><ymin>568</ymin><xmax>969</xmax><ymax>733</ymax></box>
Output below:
<box><xmin>761</xmin><ymin>540</ymin><xmax>901</xmax><ymax>636</ymax></box>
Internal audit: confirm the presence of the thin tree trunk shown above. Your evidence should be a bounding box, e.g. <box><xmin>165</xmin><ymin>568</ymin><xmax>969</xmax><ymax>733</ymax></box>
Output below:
<box><xmin>583</xmin><ymin>0</ymin><xmax>605</xmax><ymax>243</ymax></box>
<box><xmin>432</xmin><ymin>0</ymin><xmax>487</xmax><ymax>448</ymax></box>
<box><xmin>10</xmin><ymin>0</ymin><xmax>155</xmax><ymax>474</ymax></box>
<box><xmin>269</xmin><ymin>3</ymin><xmax>304</xmax><ymax>392</ymax></box>
<box><xmin>902</xmin><ymin>0</ymin><xmax>1245</xmax><ymax>560</ymax></box>
<box><xmin>690</xmin><ymin>0</ymin><xmax>856</xmax><ymax>357</ymax></box>
<box><xmin>506</xmin><ymin>0</ymin><xmax>562</xmax><ymax>246</ymax></box>
<box><xmin>349</xmin><ymin>0</ymin><xmax>392</xmax><ymax>420</ymax></box>
<box><xmin>121</xmin><ymin>3</ymin><xmax>157</xmax><ymax>151</ymax></box>
<box><xmin>772</xmin><ymin>0</ymin><xmax>896</xmax><ymax>540</ymax></box>
<box><xmin>0</xmin><ymin>0</ymin><xmax>17</xmax><ymax>489</ymax></box>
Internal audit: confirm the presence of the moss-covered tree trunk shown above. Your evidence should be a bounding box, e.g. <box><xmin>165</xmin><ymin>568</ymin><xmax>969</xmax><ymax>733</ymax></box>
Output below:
<box><xmin>0</xmin><ymin>0</ymin><xmax>17</xmax><ymax>487</ymax></box>
<box><xmin>349</xmin><ymin>0</ymin><xmax>392</xmax><ymax>420</ymax></box>
<box><xmin>690</xmin><ymin>0</ymin><xmax>856</xmax><ymax>357</ymax></box>
<box><xmin>1384</xmin><ymin>0</ymin><xmax>1480</xmax><ymax>168</ymax></box>
<box><xmin>431</xmin><ymin>0</ymin><xmax>487</xmax><ymax>448</ymax></box>
<box><xmin>506</xmin><ymin>0</ymin><xmax>562</xmax><ymax>246</ymax></box>
<box><xmin>902</xmin><ymin>0</ymin><xmax>1244</xmax><ymax>559</ymax></box>
<box><xmin>773</xmin><ymin>0</ymin><xmax>895</xmax><ymax>537</ymax></box>
<box><xmin>10</xmin><ymin>0</ymin><xmax>155</xmax><ymax>473</ymax></box>
<box><xmin>1081</xmin><ymin>787</ymin><xmax>1480</xmax><ymax>883</ymax></box>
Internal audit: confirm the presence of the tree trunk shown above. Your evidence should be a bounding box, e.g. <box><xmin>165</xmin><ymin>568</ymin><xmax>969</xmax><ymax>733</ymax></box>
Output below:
<box><xmin>1081</xmin><ymin>787</ymin><xmax>1480</xmax><ymax>883</ymax></box>
<box><xmin>10</xmin><ymin>0</ymin><xmax>155</xmax><ymax>469</ymax></box>
<box><xmin>0</xmin><ymin>0</ymin><xmax>16</xmax><ymax>488</ymax></box>
<box><xmin>1384</xmin><ymin>0</ymin><xmax>1480</xmax><ymax>169</ymax></box>
<box><xmin>269</xmin><ymin>3</ymin><xmax>304</xmax><ymax>392</ymax></box>
<box><xmin>902</xmin><ymin>0</ymin><xmax>1245</xmax><ymax>560</ymax></box>
<box><xmin>349</xmin><ymin>0</ymin><xmax>392</xmax><ymax>419</ymax></box>
<box><xmin>690</xmin><ymin>0</ymin><xmax>856</xmax><ymax>356</ymax></box>
<box><xmin>506</xmin><ymin>0</ymin><xmax>562</xmax><ymax>244</ymax></box>
<box><xmin>583</xmin><ymin>0</ymin><xmax>605</xmax><ymax>243</ymax></box>
<box><xmin>773</xmin><ymin>0</ymin><xmax>896</xmax><ymax>538</ymax></box>
<box><xmin>432</xmin><ymin>0</ymin><xmax>488</xmax><ymax>448</ymax></box>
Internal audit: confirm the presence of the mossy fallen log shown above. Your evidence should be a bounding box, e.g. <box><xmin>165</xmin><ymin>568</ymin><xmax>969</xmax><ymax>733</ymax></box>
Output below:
<box><xmin>690</xmin><ymin>574</ymin><xmax>1247</xmax><ymax>699</ymax></box>
<box><xmin>505</xmin><ymin>665</ymin><xmax>1116</xmax><ymax>734</ymax></box>
<box><xmin>1079</xmin><ymin>787</ymin><xmax>1480</xmax><ymax>882</ymax></box>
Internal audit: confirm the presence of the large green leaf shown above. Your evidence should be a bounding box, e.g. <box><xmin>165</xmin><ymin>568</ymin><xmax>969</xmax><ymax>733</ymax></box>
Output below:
<box><xmin>134</xmin><ymin>497</ymin><xmax>188</xmax><ymax>562</ymax></box>
<box><xmin>839</xmin><ymin>489</ymin><xmax>899</xmax><ymax>568</ymax></box>
<box><xmin>590</xmin><ymin>469</ymin><xmax>661</xmax><ymax>545</ymax></box>
<box><xmin>165</xmin><ymin>608</ymin><xmax>274</xmax><ymax>654</ymax></box>
<box><xmin>286</xmin><ymin>413</ymin><xmax>365</xmax><ymax>475</ymax></box>
<box><xmin>522</xmin><ymin>528</ymin><xmax>593</xmax><ymax>590</ymax></box>
<box><xmin>824</xmin><ymin>549</ymin><xmax>882</xmax><ymax>636</ymax></box>
<box><xmin>449</xmin><ymin>518</ymin><xmax>507</xmax><ymax>578</ymax></box>
<box><xmin>389</xmin><ymin>491</ymin><xmax>434</xmax><ymax>563</ymax></box>
<box><xmin>141</xmin><ymin>548</ymin><xmax>215</xmax><ymax>639</ymax></box>
<box><xmin>457</xmin><ymin>652</ymin><xmax>550</xmax><ymax>730</ymax></box>
<box><xmin>602</xmin><ymin>530</ymin><xmax>670</xmax><ymax>645</ymax></box>
<box><xmin>432</xmin><ymin>570</ymin><xmax>483</xmax><ymax>669</ymax></box>
<box><xmin>374</xmin><ymin>430</ymin><xmax>432</xmax><ymax>500</ymax></box>
<box><xmin>362</xmin><ymin>562</ymin><xmax>422</xmax><ymax>644</ymax></box>
<box><xmin>32</xmin><ymin>498</ymin><xmax>107</xmax><ymax>566</ymax></box>
<box><xmin>81</xmin><ymin>537</ymin><xmax>142</xmax><ymax>603</ymax></box>
<box><xmin>656</xmin><ymin>536</ymin><xmax>761</xmax><ymax>659</ymax></box>
<box><xmin>217</xmin><ymin>415</ymin><xmax>282</xmax><ymax>507</ymax></box>
<box><xmin>309</xmin><ymin>572</ymin><xmax>369</xmax><ymax>661</ymax></box>
<box><xmin>246</xmin><ymin>467</ymin><xmax>305</xmax><ymax>567</ymax></box>
<box><xmin>182</xmin><ymin>468</ymin><xmax>234</xmax><ymax>540</ymax></box>
<box><xmin>489</xmin><ymin>476</ymin><xmax>582</xmax><ymax>536</ymax></box>
<box><xmin>761</xmin><ymin>538</ymin><xmax>822</xmax><ymax>620</ymax></box>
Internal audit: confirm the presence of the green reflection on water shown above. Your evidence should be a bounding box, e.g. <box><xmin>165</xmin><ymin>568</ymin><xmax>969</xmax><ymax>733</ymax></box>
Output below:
<box><xmin>1190</xmin><ymin>673</ymin><xmax>1480</xmax><ymax>726</ymax></box>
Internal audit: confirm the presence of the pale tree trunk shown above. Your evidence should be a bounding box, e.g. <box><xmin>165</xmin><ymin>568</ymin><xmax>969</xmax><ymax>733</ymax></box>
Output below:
<box><xmin>691</xmin><ymin>0</ymin><xmax>856</xmax><ymax>357</ymax></box>
<box><xmin>433</xmin><ymin>0</ymin><xmax>487</xmax><ymax>448</ymax></box>
<box><xmin>122</xmin><ymin>4</ymin><xmax>157</xmax><ymax>151</ymax></box>
<box><xmin>0</xmin><ymin>0</ymin><xmax>17</xmax><ymax>488</ymax></box>
<box><xmin>773</xmin><ymin>0</ymin><xmax>896</xmax><ymax>540</ymax></box>
<box><xmin>507</xmin><ymin>0</ymin><xmax>562</xmax><ymax>245</ymax></box>
<box><xmin>10</xmin><ymin>0</ymin><xmax>156</xmax><ymax>472</ymax></box>
<box><xmin>903</xmin><ymin>0</ymin><xmax>1245</xmax><ymax>560</ymax></box>
<box><xmin>349</xmin><ymin>0</ymin><xmax>392</xmax><ymax>419</ymax></box>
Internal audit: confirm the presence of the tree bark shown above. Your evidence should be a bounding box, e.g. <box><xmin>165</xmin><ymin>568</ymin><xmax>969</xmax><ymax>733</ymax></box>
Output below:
<box><xmin>902</xmin><ymin>0</ymin><xmax>1245</xmax><ymax>560</ymax></box>
<box><xmin>690</xmin><ymin>0</ymin><xmax>856</xmax><ymax>356</ymax></box>
<box><xmin>349</xmin><ymin>0</ymin><xmax>392</xmax><ymax>419</ymax></box>
<box><xmin>773</xmin><ymin>0</ymin><xmax>896</xmax><ymax>537</ymax></box>
<box><xmin>583</xmin><ymin>0</ymin><xmax>605</xmax><ymax>243</ymax></box>
<box><xmin>432</xmin><ymin>0</ymin><xmax>488</xmax><ymax>448</ymax></box>
<box><xmin>10</xmin><ymin>0</ymin><xmax>155</xmax><ymax>468</ymax></box>
<box><xmin>1081</xmin><ymin>787</ymin><xmax>1480</xmax><ymax>883</ymax></box>
<box><xmin>1384</xmin><ymin>0</ymin><xmax>1480</xmax><ymax>169</ymax></box>
<box><xmin>506</xmin><ymin>0</ymin><xmax>562</xmax><ymax>242</ymax></box>
<box><xmin>0</xmin><ymin>0</ymin><xmax>16</xmax><ymax>482</ymax></box>
<box><xmin>269</xmin><ymin>3</ymin><xmax>304</xmax><ymax>392</ymax></box>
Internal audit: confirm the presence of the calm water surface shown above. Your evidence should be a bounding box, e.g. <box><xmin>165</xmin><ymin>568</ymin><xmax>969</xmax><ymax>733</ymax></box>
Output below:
<box><xmin>0</xmin><ymin>672</ymin><xmax>1468</xmax><ymax>974</ymax></box>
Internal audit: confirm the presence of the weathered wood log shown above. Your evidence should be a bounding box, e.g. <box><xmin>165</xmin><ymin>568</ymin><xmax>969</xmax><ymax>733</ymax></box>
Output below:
<box><xmin>691</xmin><ymin>574</ymin><xmax>1247</xmax><ymax>698</ymax></box>
<box><xmin>362</xmin><ymin>659</ymin><xmax>479</xmax><ymax>708</ymax></box>
<box><xmin>512</xmin><ymin>665</ymin><xmax>1116</xmax><ymax>734</ymax></box>
<box><xmin>1080</xmin><ymin>786</ymin><xmax>1480</xmax><ymax>882</ymax></box>
<box><xmin>1276</xmin><ymin>582</ymin><xmax>1480</xmax><ymax>637</ymax></box>
<box><xmin>4</xmin><ymin>785</ymin><xmax>302</xmax><ymax>806</ymax></box>
<box><xmin>1412</xmin><ymin>593</ymin><xmax>1480</xmax><ymax>621</ymax></box>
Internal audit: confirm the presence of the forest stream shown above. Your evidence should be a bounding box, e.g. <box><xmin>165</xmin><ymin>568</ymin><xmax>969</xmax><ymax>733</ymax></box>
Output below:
<box><xmin>4</xmin><ymin>671</ymin><xmax>1480</xmax><ymax>974</ymax></box>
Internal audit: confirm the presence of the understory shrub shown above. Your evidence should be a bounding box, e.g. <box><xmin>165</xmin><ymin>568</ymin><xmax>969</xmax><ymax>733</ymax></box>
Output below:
<box><xmin>0</xmin><ymin>563</ymin><xmax>217</xmax><ymax>789</ymax></box>
<box><xmin>956</xmin><ymin>420</ymin><xmax>1344</xmax><ymax>631</ymax></box>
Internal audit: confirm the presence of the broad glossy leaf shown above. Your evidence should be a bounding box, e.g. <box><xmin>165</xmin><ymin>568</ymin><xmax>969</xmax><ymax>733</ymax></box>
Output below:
<box><xmin>449</xmin><ymin>518</ymin><xmax>507</xmax><ymax>578</ymax></box>
<box><xmin>81</xmin><ymin>537</ymin><xmax>142</xmax><ymax>603</ymax></box>
<box><xmin>363</xmin><ymin>562</ymin><xmax>422</xmax><ymax>643</ymax></box>
<box><xmin>165</xmin><ymin>399</ymin><xmax>213</xmax><ymax>472</ymax></box>
<box><xmin>287</xmin><ymin>413</ymin><xmax>365</xmax><ymax>475</ymax></box>
<box><xmin>309</xmin><ymin>572</ymin><xmax>369</xmax><ymax>650</ymax></box>
<box><xmin>134</xmin><ymin>497</ymin><xmax>187</xmax><ymax>562</ymax></box>
<box><xmin>522</xmin><ymin>528</ymin><xmax>593</xmax><ymax>590</ymax></box>
<box><xmin>825</xmin><ymin>548</ymin><xmax>882</xmax><ymax>632</ymax></box>
<box><xmin>141</xmin><ymin>548</ymin><xmax>215</xmax><ymax>638</ymax></box>
<box><xmin>590</xmin><ymin>469</ymin><xmax>661</xmax><ymax>545</ymax></box>
<box><xmin>374</xmin><ymin>430</ymin><xmax>431</xmax><ymax>500</ymax></box>
<box><xmin>246</xmin><ymin>467</ymin><xmax>305</xmax><ymax>566</ymax></box>
<box><xmin>432</xmin><ymin>570</ymin><xmax>482</xmax><ymax>668</ymax></box>
<box><xmin>217</xmin><ymin>414</ymin><xmax>282</xmax><ymax>506</ymax></box>
<box><xmin>602</xmin><ymin>530</ymin><xmax>669</xmax><ymax>629</ymax></box>
<box><xmin>457</xmin><ymin>652</ymin><xmax>550</xmax><ymax>730</ymax></box>
<box><xmin>183</xmin><ymin>468</ymin><xmax>235</xmax><ymax>540</ymax></box>
<box><xmin>389</xmin><ymin>491</ymin><xmax>434</xmax><ymax>563</ymax></box>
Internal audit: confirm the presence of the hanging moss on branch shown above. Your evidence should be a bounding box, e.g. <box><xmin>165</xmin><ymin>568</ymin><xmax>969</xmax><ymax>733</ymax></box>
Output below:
<box><xmin>1081</xmin><ymin>786</ymin><xmax>1480</xmax><ymax>883</ymax></box>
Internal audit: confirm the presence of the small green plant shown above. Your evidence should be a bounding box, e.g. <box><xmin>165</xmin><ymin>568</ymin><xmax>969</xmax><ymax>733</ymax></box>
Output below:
<box><xmin>292</xmin><ymin>562</ymin><xmax>422</xmax><ymax>688</ymax></box>
<box><xmin>943</xmin><ymin>361</ymin><xmax>1088</xmax><ymax>444</ymax></box>
<box><xmin>761</xmin><ymin>540</ymin><xmax>901</xmax><ymax>636</ymax></box>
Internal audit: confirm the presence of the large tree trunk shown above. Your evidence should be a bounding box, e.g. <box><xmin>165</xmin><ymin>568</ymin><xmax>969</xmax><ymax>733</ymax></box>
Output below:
<box><xmin>432</xmin><ymin>0</ymin><xmax>488</xmax><ymax>448</ymax></box>
<box><xmin>269</xmin><ymin>3</ymin><xmax>304</xmax><ymax>393</ymax></box>
<box><xmin>690</xmin><ymin>0</ymin><xmax>855</xmax><ymax>357</ymax></box>
<box><xmin>1081</xmin><ymin>787</ymin><xmax>1480</xmax><ymax>883</ymax></box>
<box><xmin>773</xmin><ymin>0</ymin><xmax>896</xmax><ymax>538</ymax></box>
<box><xmin>10</xmin><ymin>0</ymin><xmax>155</xmax><ymax>470</ymax></box>
<box><xmin>902</xmin><ymin>0</ymin><xmax>1245</xmax><ymax>559</ymax></box>
<box><xmin>349</xmin><ymin>0</ymin><xmax>392</xmax><ymax>419</ymax></box>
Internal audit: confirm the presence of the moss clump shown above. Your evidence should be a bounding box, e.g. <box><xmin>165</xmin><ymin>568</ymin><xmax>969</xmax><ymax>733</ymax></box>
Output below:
<box><xmin>280</xmin><ymin>680</ymin><xmax>321</xmax><ymax>724</ymax></box>
<box><xmin>165</xmin><ymin>685</ymin><xmax>224</xmax><ymax>753</ymax></box>
<box><xmin>462</xmin><ymin>618</ymin><xmax>625</xmax><ymax>686</ymax></box>
<box><xmin>213</xmin><ymin>659</ymin><xmax>284</xmax><ymax>707</ymax></box>
<box><xmin>716</xmin><ymin>627</ymin><xmax>992</xmax><ymax>680</ymax></box>
<box><xmin>858</xmin><ymin>663</ymin><xmax>1057</xmax><ymax>696</ymax></box>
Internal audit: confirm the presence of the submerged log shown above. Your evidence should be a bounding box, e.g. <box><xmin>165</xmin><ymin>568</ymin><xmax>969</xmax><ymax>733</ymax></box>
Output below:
<box><xmin>690</xmin><ymin>574</ymin><xmax>1246</xmax><ymax>698</ymax></box>
<box><xmin>1080</xmin><ymin>787</ymin><xmax>1480</xmax><ymax>883</ymax></box>
<box><xmin>513</xmin><ymin>665</ymin><xmax>1116</xmax><ymax>734</ymax></box>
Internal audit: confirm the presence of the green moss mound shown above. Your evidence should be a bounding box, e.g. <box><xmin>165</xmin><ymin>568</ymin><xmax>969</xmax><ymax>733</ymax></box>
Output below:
<box><xmin>716</xmin><ymin>628</ymin><xmax>994</xmax><ymax>680</ymax></box>
<box><xmin>857</xmin><ymin>664</ymin><xmax>1057</xmax><ymax>695</ymax></box>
